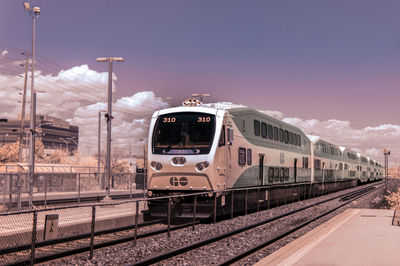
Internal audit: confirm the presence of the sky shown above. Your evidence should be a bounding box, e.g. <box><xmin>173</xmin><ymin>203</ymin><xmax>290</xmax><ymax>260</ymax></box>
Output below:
<box><xmin>1</xmin><ymin>0</ymin><xmax>400</xmax><ymax>163</ymax></box>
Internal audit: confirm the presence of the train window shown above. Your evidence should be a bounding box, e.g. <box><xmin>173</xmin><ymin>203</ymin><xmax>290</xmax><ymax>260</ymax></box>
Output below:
<box><xmin>289</xmin><ymin>132</ymin><xmax>293</xmax><ymax>144</ymax></box>
<box><xmin>297</xmin><ymin>135</ymin><xmax>301</xmax><ymax>146</ymax></box>
<box><xmin>254</xmin><ymin>120</ymin><xmax>260</xmax><ymax>137</ymax></box>
<box><xmin>268</xmin><ymin>167</ymin><xmax>274</xmax><ymax>183</ymax></box>
<box><xmin>293</xmin><ymin>134</ymin><xmax>298</xmax><ymax>146</ymax></box>
<box><xmin>274</xmin><ymin>167</ymin><xmax>280</xmax><ymax>182</ymax></box>
<box><xmin>314</xmin><ymin>159</ymin><xmax>321</xmax><ymax>170</ymax></box>
<box><xmin>302</xmin><ymin>157</ymin><xmax>308</xmax><ymax>168</ymax></box>
<box><xmin>279</xmin><ymin>129</ymin><xmax>283</xmax><ymax>142</ymax></box>
<box><xmin>284</xmin><ymin>130</ymin><xmax>289</xmax><ymax>143</ymax></box>
<box><xmin>219</xmin><ymin>125</ymin><xmax>225</xmax><ymax>147</ymax></box>
<box><xmin>284</xmin><ymin>168</ymin><xmax>289</xmax><ymax>181</ymax></box>
<box><xmin>280</xmin><ymin>168</ymin><xmax>285</xmax><ymax>182</ymax></box>
<box><xmin>261</xmin><ymin>122</ymin><xmax>267</xmax><ymax>138</ymax></box>
<box><xmin>274</xmin><ymin>127</ymin><xmax>279</xmax><ymax>141</ymax></box>
<box><xmin>247</xmin><ymin>148</ymin><xmax>252</xmax><ymax>165</ymax></box>
<box><xmin>268</xmin><ymin>125</ymin><xmax>273</xmax><ymax>139</ymax></box>
<box><xmin>238</xmin><ymin>148</ymin><xmax>246</xmax><ymax>166</ymax></box>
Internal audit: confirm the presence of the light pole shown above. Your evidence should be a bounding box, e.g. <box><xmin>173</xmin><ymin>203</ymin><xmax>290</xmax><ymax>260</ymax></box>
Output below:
<box><xmin>18</xmin><ymin>50</ymin><xmax>29</xmax><ymax>163</ymax></box>
<box><xmin>98</xmin><ymin>109</ymin><xmax>106</xmax><ymax>177</ymax></box>
<box><xmin>96</xmin><ymin>57</ymin><xmax>125</xmax><ymax>200</ymax></box>
<box><xmin>24</xmin><ymin>1</ymin><xmax>40</xmax><ymax>209</ymax></box>
<box><xmin>383</xmin><ymin>149</ymin><xmax>390</xmax><ymax>189</ymax></box>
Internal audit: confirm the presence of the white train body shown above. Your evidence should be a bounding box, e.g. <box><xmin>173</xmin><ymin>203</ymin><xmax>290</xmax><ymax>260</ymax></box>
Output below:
<box><xmin>147</xmin><ymin>104</ymin><xmax>383</xmax><ymax>196</ymax></box>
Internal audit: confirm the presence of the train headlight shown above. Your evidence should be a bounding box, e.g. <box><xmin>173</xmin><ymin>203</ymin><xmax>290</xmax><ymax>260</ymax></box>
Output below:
<box><xmin>150</xmin><ymin>161</ymin><xmax>163</xmax><ymax>171</ymax></box>
<box><xmin>196</xmin><ymin>161</ymin><xmax>209</xmax><ymax>172</ymax></box>
<box><xmin>147</xmin><ymin>190</ymin><xmax>153</xmax><ymax>197</ymax></box>
<box><xmin>171</xmin><ymin>157</ymin><xmax>186</xmax><ymax>166</ymax></box>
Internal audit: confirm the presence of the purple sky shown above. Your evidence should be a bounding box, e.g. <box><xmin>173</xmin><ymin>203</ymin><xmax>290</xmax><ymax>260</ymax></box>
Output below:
<box><xmin>1</xmin><ymin>0</ymin><xmax>400</xmax><ymax>161</ymax></box>
<box><xmin>2</xmin><ymin>0</ymin><xmax>400</xmax><ymax>127</ymax></box>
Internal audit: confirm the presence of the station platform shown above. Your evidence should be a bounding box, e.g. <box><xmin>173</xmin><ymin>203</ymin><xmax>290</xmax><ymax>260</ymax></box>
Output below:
<box><xmin>257</xmin><ymin>208</ymin><xmax>400</xmax><ymax>266</ymax></box>
<box><xmin>1</xmin><ymin>189</ymin><xmax>145</xmax><ymax>210</ymax></box>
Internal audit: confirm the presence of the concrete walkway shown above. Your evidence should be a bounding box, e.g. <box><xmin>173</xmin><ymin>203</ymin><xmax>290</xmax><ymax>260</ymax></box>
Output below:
<box><xmin>257</xmin><ymin>208</ymin><xmax>400</xmax><ymax>266</ymax></box>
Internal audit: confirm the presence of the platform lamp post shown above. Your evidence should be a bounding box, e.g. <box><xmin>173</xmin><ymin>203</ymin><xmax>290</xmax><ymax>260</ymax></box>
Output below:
<box><xmin>98</xmin><ymin>109</ymin><xmax>106</xmax><ymax>187</ymax></box>
<box><xmin>383</xmin><ymin>149</ymin><xmax>390</xmax><ymax>189</ymax></box>
<box><xmin>96</xmin><ymin>57</ymin><xmax>125</xmax><ymax>201</ymax></box>
<box><xmin>24</xmin><ymin>1</ymin><xmax>40</xmax><ymax>209</ymax></box>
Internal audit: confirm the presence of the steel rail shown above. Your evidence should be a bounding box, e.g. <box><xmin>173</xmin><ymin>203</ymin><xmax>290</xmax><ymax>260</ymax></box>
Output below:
<box><xmin>6</xmin><ymin>220</ymin><xmax>201</xmax><ymax>266</ymax></box>
<box><xmin>131</xmin><ymin>182</ymin><xmax>381</xmax><ymax>266</ymax></box>
<box><xmin>0</xmin><ymin>219</ymin><xmax>162</xmax><ymax>256</ymax></box>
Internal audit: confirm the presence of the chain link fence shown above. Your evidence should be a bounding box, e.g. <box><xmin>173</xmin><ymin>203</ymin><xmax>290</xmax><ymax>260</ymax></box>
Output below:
<box><xmin>0</xmin><ymin>165</ymin><xmax>146</xmax><ymax>212</ymax></box>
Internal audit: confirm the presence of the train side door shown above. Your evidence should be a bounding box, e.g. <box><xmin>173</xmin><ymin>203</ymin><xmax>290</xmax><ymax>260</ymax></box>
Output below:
<box><xmin>294</xmin><ymin>158</ymin><xmax>298</xmax><ymax>182</ymax></box>
<box><xmin>259</xmin><ymin>154</ymin><xmax>264</xmax><ymax>185</ymax></box>
<box><xmin>217</xmin><ymin>124</ymin><xmax>229</xmax><ymax>187</ymax></box>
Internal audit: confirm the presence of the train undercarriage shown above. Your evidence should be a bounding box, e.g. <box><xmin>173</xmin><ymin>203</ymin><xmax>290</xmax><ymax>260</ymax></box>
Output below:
<box><xmin>144</xmin><ymin>179</ymin><xmax>373</xmax><ymax>220</ymax></box>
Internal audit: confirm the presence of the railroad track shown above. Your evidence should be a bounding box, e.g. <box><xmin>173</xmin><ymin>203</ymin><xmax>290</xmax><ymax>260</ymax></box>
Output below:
<box><xmin>0</xmin><ymin>182</ymin><xmax>382</xmax><ymax>265</ymax></box>
<box><xmin>131</xmin><ymin>182</ymin><xmax>382</xmax><ymax>266</ymax></box>
<box><xmin>0</xmin><ymin>217</ymin><xmax>203</xmax><ymax>266</ymax></box>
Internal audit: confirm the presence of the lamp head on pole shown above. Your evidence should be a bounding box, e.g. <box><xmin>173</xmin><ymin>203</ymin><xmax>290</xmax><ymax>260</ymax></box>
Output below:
<box><xmin>96</xmin><ymin>57</ymin><xmax>125</xmax><ymax>62</ymax></box>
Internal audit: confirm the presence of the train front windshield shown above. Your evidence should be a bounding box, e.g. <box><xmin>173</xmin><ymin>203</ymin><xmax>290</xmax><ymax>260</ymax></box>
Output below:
<box><xmin>152</xmin><ymin>112</ymin><xmax>216</xmax><ymax>155</ymax></box>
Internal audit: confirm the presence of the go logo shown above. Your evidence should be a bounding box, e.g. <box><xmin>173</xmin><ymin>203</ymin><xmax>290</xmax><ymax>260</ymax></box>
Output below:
<box><xmin>169</xmin><ymin>176</ymin><xmax>188</xmax><ymax>186</ymax></box>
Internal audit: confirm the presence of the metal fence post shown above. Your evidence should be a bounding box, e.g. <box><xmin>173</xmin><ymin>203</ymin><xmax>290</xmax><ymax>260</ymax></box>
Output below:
<box><xmin>9</xmin><ymin>174</ymin><xmax>13</xmax><ymax>210</ymax></box>
<box><xmin>276</xmin><ymin>188</ymin><xmax>279</xmax><ymax>207</ymax></box>
<box><xmin>167</xmin><ymin>198</ymin><xmax>171</xmax><ymax>238</ymax></box>
<box><xmin>257</xmin><ymin>188</ymin><xmax>260</xmax><ymax>212</ymax></box>
<box><xmin>17</xmin><ymin>173</ymin><xmax>22</xmax><ymax>210</ymax></box>
<box><xmin>213</xmin><ymin>193</ymin><xmax>217</xmax><ymax>224</ymax></box>
<box><xmin>3</xmin><ymin>175</ymin><xmax>6</xmax><ymax>211</ymax></box>
<box><xmin>284</xmin><ymin>185</ymin><xmax>287</xmax><ymax>205</ymax></box>
<box><xmin>130</xmin><ymin>173</ymin><xmax>133</xmax><ymax>199</ymax></box>
<box><xmin>134</xmin><ymin>200</ymin><xmax>139</xmax><ymax>245</ymax></box>
<box><xmin>231</xmin><ymin>190</ymin><xmax>234</xmax><ymax>219</ymax></box>
<box><xmin>267</xmin><ymin>189</ymin><xmax>270</xmax><ymax>209</ymax></box>
<box><xmin>78</xmin><ymin>174</ymin><xmax>81</xmax><ymax>204</ymax></box>
<box><xmin>245</xmin><ymin>189</ymin><xmax>248</xmax><ymax>215</ymax></box>
<box><xmin>30</xmin><ymin>211</ymin><xmax>38</xmax><ymax>266</ymax></box>
<box><xmin>192</xmin><ymin>195</ymin><xmax>197</xmax><ymax>231</ymax></box>
<box><xmin>44</xmin><ymin>174</ymin><xmax>47</xmax><ymax>208</ymax></box>
<box><xmin>90</xmin><ymin>205</ymin><xmax>96</xmax><ymax>259</ymax></box>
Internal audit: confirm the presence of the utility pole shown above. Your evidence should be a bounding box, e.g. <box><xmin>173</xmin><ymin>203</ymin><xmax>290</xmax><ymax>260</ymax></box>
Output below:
<box><xmin>96</xmin><ymin>57</ymin><xmax>125</xmax><ymax>201</ymax></box>
<box><xmin>18</xmin><ymin>50</ymin><xmax>29</xmax><ymax>163</ymax></box>
<box><xmin>383</xmin><ymin>149</ymin><xmax>390</xmax><ymax>189</ymax></box>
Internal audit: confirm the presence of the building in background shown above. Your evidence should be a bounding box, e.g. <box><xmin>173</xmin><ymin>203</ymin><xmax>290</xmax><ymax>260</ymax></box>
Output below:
<box><xmin>0</xmin><ymin>115</ymin><xmax>79</xmax><ymax>154</ymax></box>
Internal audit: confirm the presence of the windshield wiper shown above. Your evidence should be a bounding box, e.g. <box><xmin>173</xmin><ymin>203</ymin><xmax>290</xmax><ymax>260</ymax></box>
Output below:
<box><xmin>188</xmin><ymin>140</ymin><xmax>198</xmax><ymax>153</ymax></box>
<box><xmin>164</xmin><ymin>145</ymin><xmax>171</xmax><ymax>153</ymax></box>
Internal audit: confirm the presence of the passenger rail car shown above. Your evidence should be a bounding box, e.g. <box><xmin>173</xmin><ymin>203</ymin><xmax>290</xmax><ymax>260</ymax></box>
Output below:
<box><xmin>146</xmin><ymin>100</ymin><xmax>383</xmax><ymax>218</ymax></box>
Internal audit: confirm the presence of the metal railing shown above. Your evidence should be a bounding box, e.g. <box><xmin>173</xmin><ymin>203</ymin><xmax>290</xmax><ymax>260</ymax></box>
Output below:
<box><xmin>0</xmin><ymin>170</ymin><xmax>145</xmax><ymax>211</ymax></box>
<box><xmin>0</xmin><ymin>179</ymin><xmax>358</xmax><ymax>265</ymax></box>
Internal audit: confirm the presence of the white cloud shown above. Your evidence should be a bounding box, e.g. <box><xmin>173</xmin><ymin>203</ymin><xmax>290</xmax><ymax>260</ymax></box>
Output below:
<box><xmin>0</xmin><ymin>65</ymin><xmax>170</xmax><ymax>157</ymax></box>
<box><xmin>1</xmin><ymin>50</ymin><xmax>8</xmax><ymax>57</ymax></box>
<box><xmin>281</xmin><ymin>114</ymin><xmax>395</xmax><ymax>163</ymax></box>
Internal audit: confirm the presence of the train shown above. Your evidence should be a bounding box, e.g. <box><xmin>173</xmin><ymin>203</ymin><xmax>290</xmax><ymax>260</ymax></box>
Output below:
<box><xmin>145</xmin><ymin>98</ymin><xmax>383</xmax><ymax>218</ymax></box>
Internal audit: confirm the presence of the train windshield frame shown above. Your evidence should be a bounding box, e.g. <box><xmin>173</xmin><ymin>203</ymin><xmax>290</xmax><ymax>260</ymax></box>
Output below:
<box><xmin>152</xmin><ymin>112</ymin><xmax>216</xmax><ymax>155</ymax></box>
